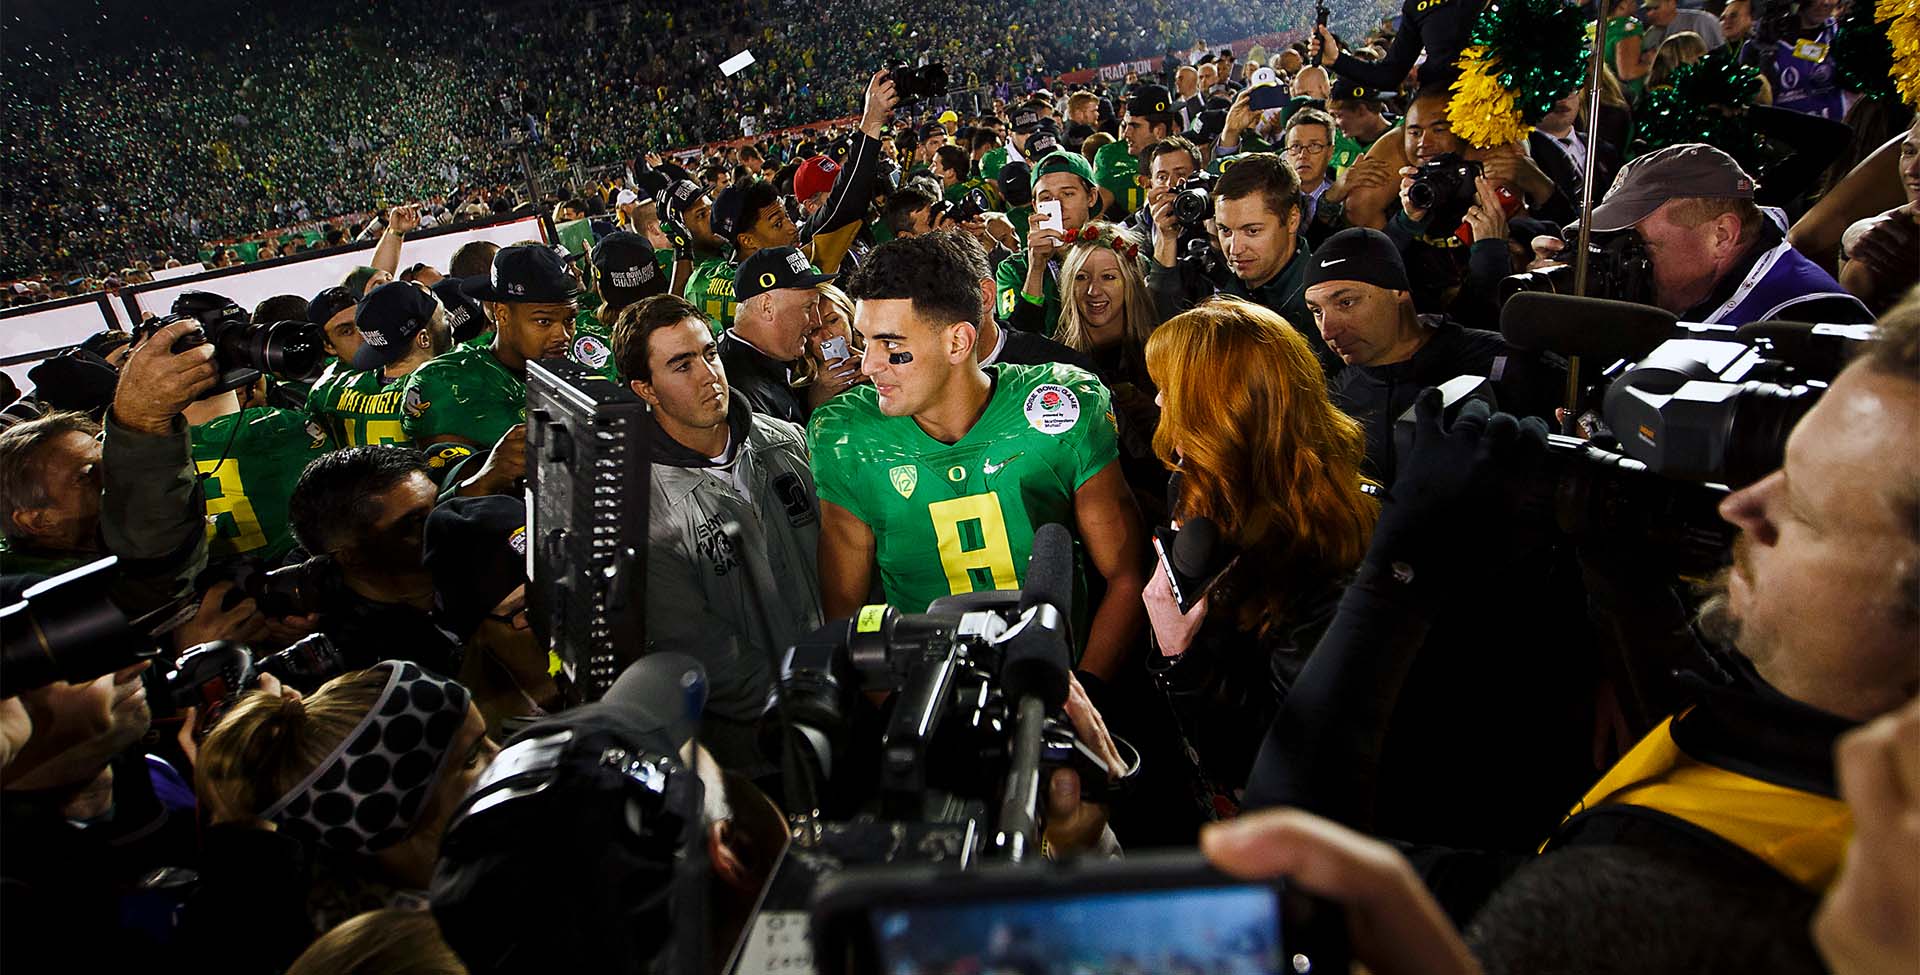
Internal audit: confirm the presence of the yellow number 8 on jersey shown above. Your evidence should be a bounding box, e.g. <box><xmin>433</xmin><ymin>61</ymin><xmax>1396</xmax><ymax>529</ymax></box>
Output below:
<box><xmin>928</xmin><ymin>493</ymin><xmax>1018</xmax><ymax>595</ymax></box>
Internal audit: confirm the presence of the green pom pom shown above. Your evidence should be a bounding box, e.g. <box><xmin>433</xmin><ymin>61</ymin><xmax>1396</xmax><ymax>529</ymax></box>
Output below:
<box><xmin>1634</xmin><ymin>47</ymin><xmax>1768</xmax><ymax>172</ymax></box>
<box><xmin>1463</xmin><ymin>0</ymin><xmax>1592</xmax><ymax>126</ymax></box>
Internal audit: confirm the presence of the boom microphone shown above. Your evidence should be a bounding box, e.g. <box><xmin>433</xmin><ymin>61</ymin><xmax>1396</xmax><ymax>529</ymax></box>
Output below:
<box><xmin>1500</xmin><ymin>293</ymin><xmax>1683</xmax><ymax>363</ymax></box>
<box><xmin>1017</xmin><ymin>522</ymin><xmax>1075</xmax><ymax>621</ymax></box>
<box><xmin>1004</xmin><ymin>523</ymin><xmax>1074</xmax><ymax>710</ymax></box>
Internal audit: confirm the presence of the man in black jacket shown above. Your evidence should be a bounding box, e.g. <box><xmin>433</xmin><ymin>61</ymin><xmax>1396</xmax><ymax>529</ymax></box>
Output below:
<box><xmin>720</xmin><ymin>246</ymin><xmax>837</xmax><ymax>426</ymax></box>
<box><xmin>1305</xmin><ymin>228</ymin><xmax>1563</xmax><ymax>483</ymax></box>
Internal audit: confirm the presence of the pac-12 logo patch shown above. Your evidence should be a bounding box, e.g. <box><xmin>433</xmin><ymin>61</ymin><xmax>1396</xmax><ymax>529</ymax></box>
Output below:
<box><xmin>572</xmin><ymin>334</ymin><xmax>611</xmax><ymax>369</ymax></box>
<box><xmin>889</xmin><ymin>464</ymin><xmax>918</xmax><ymax>499</ymax></box>
<box><xmin>1023</xmin><ymin>383</ymin><xmax>1080</xmax><ymax>435</ymax></box>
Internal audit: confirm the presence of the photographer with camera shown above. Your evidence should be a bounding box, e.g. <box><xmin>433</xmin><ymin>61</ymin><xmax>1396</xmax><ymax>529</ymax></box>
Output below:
<box><xmin>1530</xmin><ymin>143</ymin><xmax>1873</xmax><ymax>324</ymax></box>
<box><xmin>1140</xmin><ymin>297</ymin><xmax>1378</xmax><ymax>816</ymax></box>
<box><xmin>1308</xmin><ymin>228</ymin><xmax>1562</xmax><ymax>483</ymax></box>
<box><xmin>812</xmin><ymin>231</ymin><xmax>1148</xmax><ymax>684</ymax></box>
<box><xmin>284</xmin><ymin>447</ymin><xmax>462</xmax><ymax>676</ymax></box>
<box><xmin>1146</xmin><ymin>152</ymin><xmax>1332</xmax><ymax>371</ymax></box>
<box><xmin>609</xmin><ymin>294</ymin><xmax>822</xmax><ymax>777</ymax></box>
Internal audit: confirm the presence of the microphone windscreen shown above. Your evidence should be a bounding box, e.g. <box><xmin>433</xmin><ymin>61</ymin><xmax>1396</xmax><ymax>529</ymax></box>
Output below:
<box><xmin>1170</xmin><ymin>516</ymin><xmax>1220</xmax><ymax>579</ymax></box>
<box><xmin>1501</xmin><ymin>292</ymin><xmax>1678</xmax><ymax>363</ymax></box>
<box><xmin>1018</xmin><ymin>522</ymin><xmax>1075</xmax><ymax>622</ymax></box>
<box><xmin>604</xmin><ymin>653</ymin><xmax>708</xmax><ymax>750</ymax></box>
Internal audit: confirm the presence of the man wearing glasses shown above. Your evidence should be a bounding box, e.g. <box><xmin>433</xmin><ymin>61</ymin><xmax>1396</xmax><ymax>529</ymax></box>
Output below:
<box><xmin>1283</xmin><ymin>108</ymin><xmax>1352</xmax><ymax>249</ymax></box>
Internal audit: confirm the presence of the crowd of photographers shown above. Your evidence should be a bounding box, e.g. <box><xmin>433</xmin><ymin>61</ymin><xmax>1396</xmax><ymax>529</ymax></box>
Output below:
<box><xmin>2</xmin><ymin>0</ymin><xmax>1920</xmax><ymax>969</ymax></box>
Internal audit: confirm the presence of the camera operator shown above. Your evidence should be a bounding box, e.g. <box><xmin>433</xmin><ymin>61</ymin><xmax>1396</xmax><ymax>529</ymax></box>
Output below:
<box><xmin>812</xmin><ymin>231</ymin><xmax>1148</xmax><ymax>683</ymax></box>
<box><xmin>610</xmin><ymin>294</ymin><xmax>822</xmax><ymax>777</ymax></box>
<box><xmin>1536</xmin><ymin>143</ymin><xmax>1872</xmax><ymax>324</ymax></box>
<box><xmin>1241</xmin><ymin>296</ymin><xmax>1920</xmax><ymax>965</ymax></box>
<box><xmin>307</xmin><ymin>282</ymin><xmax>451</xmax><ymax>450</ymax></box>
<box><xmin>1147</xmin><ymin>152</ymin><xmax>1332</xmax><ymax>371</ymax></box>
<box><xmin>284</xmin><ymin>447</ymin><xmax>462</xmax><ymax>675</ymax></box>
<box><xmin>0</xmin><ymin>413</ymin><xmax>107</xmax><ymax>575</ymax></box>
<box><xmin>996</xmin><ymin>150</ymin><xmax>1102</xmax><ymax>337</ymax></box>
<box><xmin>1121</xmin><ymin>136</ymin><xmax>1200</xmax><ymax>243</ymax></box>
<box><xmin>1307</xmin><ymin>228</ymin><xmax>1563</xmax><ymax>483</ymax></box>
<box><xmin>1141</xmin><ymin>297</ymin><xmax>1378</xmax><ymax>815</ymax></box>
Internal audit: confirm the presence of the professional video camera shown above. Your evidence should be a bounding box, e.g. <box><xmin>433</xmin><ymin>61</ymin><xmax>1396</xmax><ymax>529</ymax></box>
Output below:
<box><xmin>1499</xmin><ymin>231</ymin><xmax>1654</xmax><ymax>305</ymax></box>
<box><xmin>1172</xmin><ymin>171</ymin><xmax>1218</xmax><ymax>228</ymax></box>
<box><xmin>762</xmin><ymin>524</ymin><xmax>1138</xmax><ymax>852</ymax></box>
<box><xmin>1404</xmin><ymin>152</ymin><xmax>1481</xmax><ymax>233</ymax></box>
<box><xmin>883</xmin><ymin>62</ymin><xmax>950</xmax><ymax>104</ymax></box>
<box><xmin>143</xmin><ymin>290</ymin><xmax>326</xmax><ymax>394</ymax></box>
<box><xmin>934</xmin><ymin>187</ymin><xmax>990</xmax><ymax>225</ymax></box>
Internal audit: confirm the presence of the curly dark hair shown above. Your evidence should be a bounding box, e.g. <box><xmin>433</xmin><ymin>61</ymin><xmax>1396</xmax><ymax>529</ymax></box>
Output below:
<box><xmin>845</xmin><ymin>230</ymin><xmax>990</xmax><ymax>330</ymax></box>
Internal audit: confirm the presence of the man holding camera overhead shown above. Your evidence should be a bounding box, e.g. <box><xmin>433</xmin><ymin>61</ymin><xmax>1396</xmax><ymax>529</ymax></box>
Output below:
<box><xmin>1146</xmin><ymin>152</ymin><xmax>1331</xmax><ymax>371</ymax></box>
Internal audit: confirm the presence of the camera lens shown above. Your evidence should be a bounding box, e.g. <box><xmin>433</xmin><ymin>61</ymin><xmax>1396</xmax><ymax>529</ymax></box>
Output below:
<box><xmin>251</xmin><ymin>320</ymin><xmax>327</xmax><ymax>381</ymax></box>
<box><xmin>1722</xmin><ymin>382</ymin><xmax>1816</xmax><ymax>488</ymax></box>
<box><xmin>1405</xmin><ymin>179</ymin><xmax>1437</xmax><ymax>211</ymax></box>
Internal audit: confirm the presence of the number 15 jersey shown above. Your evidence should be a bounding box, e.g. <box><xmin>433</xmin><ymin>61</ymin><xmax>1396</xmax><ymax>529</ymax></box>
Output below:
<box><xmin>808</xmin><ymin>362</ymin><xmax>1117</xmax><ymax>614</ymax></box>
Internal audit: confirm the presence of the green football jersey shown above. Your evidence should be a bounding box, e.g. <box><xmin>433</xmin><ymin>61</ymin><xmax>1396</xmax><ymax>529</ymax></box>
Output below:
<box><xmin>808</xmin><ymin>362</ymin><xmax>1117</xmax><ymax>616</ymax></box>
<box><xmin>1093</xmin><ymin>141</ymin><xmax>1143</xmax><ymax>218</ymax></box>
<box><xmin>570</xmin><ymin>306</ymin><xmax>619</xmax><ymax>381</ymax></box>
<box><xmin>980</xmin><ymin>146</ymin><xmax>1009</xmax><ymax>182</ymax></box>
<box><xmin>192</xmin><ymin>407</ymin><xmax>333</xmax><ymax>562</ymax></box>
<box><xmin>994</xmin><ymin>251</ymin><xmax>1061</xmax><ymax>336</ymax></box>
<box><xmin>684</xmin><ymin>258</ymin><xmax>739</xmax><ymax>335</ymax></box>
<box><xmin>400</xmin><ymin>345</ymin><xmax>526</xmax><ymax>448</ymax></box>
<box><xmin>306</xmin><ymin>366</ymin><xmax>412</xmax><ymax>447</ymax></box>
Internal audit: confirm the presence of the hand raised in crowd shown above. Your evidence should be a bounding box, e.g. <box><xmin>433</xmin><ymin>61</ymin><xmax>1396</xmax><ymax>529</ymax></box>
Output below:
<box><xmin>1462</xmin><ymin>176</ymin><xmax>1510</xmax><ymax>244</ymax></box>
<box><xmin>1220</xmin><ymin>88</ymin><xmax>1258</xmax><ymax>148</ymax></box>
<box><xmin>1202</xmin><ymin>809</ymin><xmax>1481</xmax><ymax>975</ymax></box>
<box><xmin>112</xmin><ymin>317</ymin><xmax>217</xmax><ymax>435</ymax></box>
<box><xmin>859</xmin><ymin>69</ymin><xmax>900</xmax><ymax>137</ymax></box>
<box><xmin>1371</xmin><ymin>391</ymin><xmax>1550</xmax><ymax>574</ymax></box>
<box><xmin>468</xmin><ymin>423</ymin><xmax>528</xmax><ymax>497</ymax></box>
<box><xmin>985</xmin><ymin>213</ymin><xmax>1019</xmax><ymax>252</ymax></box>
<box><xmin>805</xmin><ymin>357</ymin><xmax>863</xmax><ymax>410</ymax></box>
<box><xmin>385</xmin><ymin>203</ymin><xmax>421</xmax><ymax>235</ymax></box>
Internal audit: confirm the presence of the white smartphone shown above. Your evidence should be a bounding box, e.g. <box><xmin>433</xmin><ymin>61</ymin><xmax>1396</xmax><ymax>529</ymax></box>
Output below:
<box><xmin>1035</xmin><ymin>199</ymin><xmax>1064</xmax><ymax>234</ymax></box>
<box><xmin>819</xmin><ymin>335</ymin><xmax>851</xmax><ymax>363</ymax></box>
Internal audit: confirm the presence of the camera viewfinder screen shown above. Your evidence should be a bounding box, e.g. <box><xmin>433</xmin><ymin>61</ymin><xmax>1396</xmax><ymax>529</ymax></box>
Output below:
<box><xmin>870</xmin><ymin>883</ymin><xmax>1282</xmax><ymax>973</ymax></box>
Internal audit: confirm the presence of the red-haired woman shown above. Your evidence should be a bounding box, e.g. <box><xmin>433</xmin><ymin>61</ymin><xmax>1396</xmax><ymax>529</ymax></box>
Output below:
<box><xmin>1142</xmin><ymin>295</ymin><xmax>1379</xmax><ymax>815</ymax></box>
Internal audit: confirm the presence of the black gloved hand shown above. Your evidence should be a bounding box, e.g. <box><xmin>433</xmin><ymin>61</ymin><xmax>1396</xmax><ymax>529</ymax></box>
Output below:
<box><xmin>1362</xmin><ymin>388</ymin><xmax>1550</xmax><ymax>601</ymax></box>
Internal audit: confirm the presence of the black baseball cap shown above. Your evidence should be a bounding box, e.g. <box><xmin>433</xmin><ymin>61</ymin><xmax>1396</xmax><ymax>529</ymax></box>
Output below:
<box><xmin>709</xmin><ymin>186</ymin><xmax>747</xmax><ymax>240</ymax></box>
<box><xmin>735</xmin><ymin>246</ymin><xmax>835</xmax><ymax>305</ymax></box>
<box><xmin>307</xmin><ymin>285</ymin><xmax>358</xmax><ymax>326</ymax></box>
<box><xmin>351</xmin><ymin>282</ymin><xmax>440</xmax><ymax>370</ymax></box>
<box><xmin>1126</xmin><ymin>84</ymin><xmax>1175</xmax><ymax>118</ymax></box>
<box><xmin>431</xmin><ymin>276</ymin><xmax>490</xmax><ymax>342</ymax></box>
<box><xmin>591</xmin><ymin>231</ymin><xmax>668</xmax><ymax>310</ymax></box>
<box><xmin>1328</xmin><ymin>75</ymin><xmax>1387</xmax><ymax>103</ymax></box>
<box><xmin>657</xmin><ymin>178</ymin><xmax>704</xmax><ymax>216</ymax></box>
<box><xmin>1010</xmin><ymin>106</ymin><xmax>1044</xmax><ymax>133</ymax></box>
<box><xmin>422</xmin><ymin>495</ymin><xmax>527</xmax><ymax>640</ymax></box>
<box><xmin>918</xmin><ymin>121</ymin><xmax>947</xmax><ymax>141</ymax></box>
<box><xmin>461</xmin><ymin>243</ymin><xmax>580</xmax><ymax>304</ymax></box>
<box><xmin>431</xmin><ymin>654</ymin><xmax>710</xmax><ymax>975</ymax></box>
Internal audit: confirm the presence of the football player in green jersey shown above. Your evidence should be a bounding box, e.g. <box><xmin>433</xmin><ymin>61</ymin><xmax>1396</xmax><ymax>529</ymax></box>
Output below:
<box><xmin>1095</xmin><ymin>85</ymin><xmax>1178</xmax><ymax>220</ymax></box>
<box><xmin>402</xmin><ymin>243</ymin><xmax>576</xmax><ymax>493</ymax></box>
<box><xmin>308</xmin><ymin>281</ymin><xmax>453</xmax><ymax>448</ymax></box>
<box><xmin>306</xmin><ymin>285</ymin><xmax>364</xmax><ymax>387</ymax></box>
<box><xmin>187</xmin><ymin>390</ymin><xmax>333</xmax><ymax>563</ymax></box>
<box><xmin>810</xmin><ymin>234</ymin><xmax>1149</xmax><ymax>680</ymax></box>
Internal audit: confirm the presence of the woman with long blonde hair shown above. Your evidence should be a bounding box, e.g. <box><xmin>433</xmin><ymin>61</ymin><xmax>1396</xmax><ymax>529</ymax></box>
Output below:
<box><xmin>1141</xmin><ymin>296</ymin><xmax>1379</xmax><ymax>814</ymax></box>
<box><xmin>1054</xmin><ymin>222</ymin><xmax>1168</xmax><ymax>516</ymax></box>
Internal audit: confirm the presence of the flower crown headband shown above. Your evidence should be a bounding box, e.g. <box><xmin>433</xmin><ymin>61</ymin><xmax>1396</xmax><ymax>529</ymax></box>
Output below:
<box><xmin>1058</xmin><ymin>225</ymin><xmax>1142</xmax><ymax>262</ymax></box>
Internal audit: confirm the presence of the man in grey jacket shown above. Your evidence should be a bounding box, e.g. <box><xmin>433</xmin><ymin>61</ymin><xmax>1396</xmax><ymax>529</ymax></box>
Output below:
<box><xmin>612</xmin><ymin>294</ymin><xmax>823</xmax><ymax>777</ymax></box>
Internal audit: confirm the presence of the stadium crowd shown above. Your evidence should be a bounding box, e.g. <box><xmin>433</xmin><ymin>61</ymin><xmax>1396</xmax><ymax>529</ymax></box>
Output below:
<box><xmin>1</xmin><ymin>0</ymin><xmax>1918</xmax><ymax>970</ymax></box>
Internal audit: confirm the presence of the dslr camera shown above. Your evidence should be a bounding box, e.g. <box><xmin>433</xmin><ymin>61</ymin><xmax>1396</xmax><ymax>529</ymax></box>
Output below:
<box><xmin>1500</xmin><ymin>231</ymin><xmax>1655</xmax><ymax>305</ymax></box>
<box><xmin>148</xmin><ymin>291</ymin><xmax>326</xmax><ymax>395</ymax></box>
<box><xmin>1404</xmin><ymin>153</ymin><xmax>1481</xmax><ymax>232</ymax></box>
<box><xmin>933</xmin><ymin>187</ymin><xmax>990</xmax><ymax>225</ymax></box>
<box><xmin>883</xmin><ymin>62</ymin><xmax>950</xmax><ymax>104</ymax></box>
<box><xmin>211</xmin><ymin>554</ymin><xmax>349</xmax><ymax>620</ymax></box>
<box><xmin>1172</xmin><ymin>171</ymin><xmax>1219</xmax><ymax>228</ymax></box>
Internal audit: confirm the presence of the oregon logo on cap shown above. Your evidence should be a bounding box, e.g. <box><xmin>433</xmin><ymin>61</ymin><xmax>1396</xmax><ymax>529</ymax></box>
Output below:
<box><xmin>759</xmin><ymin>272</ymin><xmax>777</xmax><ymax>287</ymax></box>
<box><xmin>1156</xmin><ymin>101</ymin><xmax>1168</xmax><ymax>111</ymax></box>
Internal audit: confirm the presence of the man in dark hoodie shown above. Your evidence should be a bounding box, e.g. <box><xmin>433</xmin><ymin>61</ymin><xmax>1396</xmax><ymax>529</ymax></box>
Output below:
<box><xmin>611</xmin><ymin>293</ymin><xmax>821</xmax><ymax>776</ymax></box>
<box><xmin>1305</xmin><ymin>228</ymin><xmax>1563</xmax><ymax>484</ymax></box>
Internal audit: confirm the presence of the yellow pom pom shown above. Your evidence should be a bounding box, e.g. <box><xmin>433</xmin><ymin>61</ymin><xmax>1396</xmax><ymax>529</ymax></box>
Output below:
<box><xmin>1880</xmin><ymin>0</ymin><xmax>1920</xmax><ymax>108</ymax></box>
<box><xmin>1448</xmin><ymin>46</ymin><xmax>1532</xmax><ymax>148</ymax></box>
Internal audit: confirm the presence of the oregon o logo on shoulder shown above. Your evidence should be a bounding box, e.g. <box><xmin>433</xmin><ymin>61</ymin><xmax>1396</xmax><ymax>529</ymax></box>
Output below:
<box><xmin>1023</xmin><ymin>383</ymin><xmax>1081</xmax><ymax>435</ymax></box>
<box><xmin>760</xmin><ymin>272</ymin><xmax>777</xmax><ymax>287</ymax></box>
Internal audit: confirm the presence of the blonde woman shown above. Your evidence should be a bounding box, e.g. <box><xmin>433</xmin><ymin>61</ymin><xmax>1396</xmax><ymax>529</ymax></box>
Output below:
<box><xmin>790</xmin><ymin>282</ymin><xmax>864</xmax><ymax>408</ymax></box>
<box><xmin>1055</xmin><ymin>221</ymin><xmax>1167</xmax><ymax>516</ymax></box>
